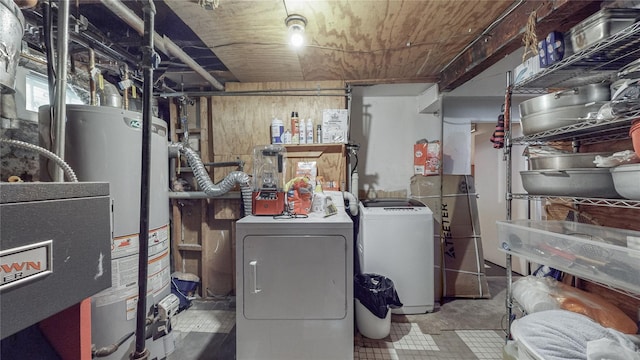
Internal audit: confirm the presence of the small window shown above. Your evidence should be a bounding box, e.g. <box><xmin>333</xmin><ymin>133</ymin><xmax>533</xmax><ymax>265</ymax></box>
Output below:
<box><xmin>24</xmin><ymin>72</ymin><xmax>85</xmax><ymax>112</ymax></box>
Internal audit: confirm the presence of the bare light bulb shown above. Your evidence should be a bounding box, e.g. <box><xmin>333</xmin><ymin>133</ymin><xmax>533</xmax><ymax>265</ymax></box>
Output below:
<box><xmin>285</xmin><ymin>15</ymin><xmax>307</xmax><ymax>48</ymax></box>
<box><xmin>290</xmin><ymin>27</ymin><xmax>305</xmax><ymax>47</ymax></box>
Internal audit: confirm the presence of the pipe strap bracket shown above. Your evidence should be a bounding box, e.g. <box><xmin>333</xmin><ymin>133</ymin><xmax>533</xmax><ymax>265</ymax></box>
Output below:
<box><xmin>141</xmin><ymin>46</ymin><xmax>159</xmax><ymax>70</ymax></box>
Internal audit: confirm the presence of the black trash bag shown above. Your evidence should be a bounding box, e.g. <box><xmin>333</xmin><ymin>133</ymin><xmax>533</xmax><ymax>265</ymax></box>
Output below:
<box><xmin>354</xmin><ymin>273</ymin><xmax>403</xmax><ymax>319</ymax></box>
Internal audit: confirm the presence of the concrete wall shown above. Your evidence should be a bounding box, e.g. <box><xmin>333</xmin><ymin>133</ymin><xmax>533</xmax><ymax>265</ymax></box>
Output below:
<box><xmin>350</xmin><ymin>84</ymin><xmax>441</xmax><ymax>197</ymax></box>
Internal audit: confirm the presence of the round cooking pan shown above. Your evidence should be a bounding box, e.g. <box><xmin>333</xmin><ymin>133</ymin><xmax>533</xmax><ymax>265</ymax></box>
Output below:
<box><xmin>520</xmin><ymin>168</ymin><xmax>620</xmax><ymax>198</ymax></box>
<box><xmin>528</xmin><ymin>152</ymin><xmax>612</xmax><ymax>170</ymax></box>
<box><xmin>520</xmin><ymin>103</ymin><xmax>605</xmax><ymax>135</ymax></box>
<box><xmin>519</xmin><ymin>83</ymin><xmax>611</xmax><ymax>117</ymax></box>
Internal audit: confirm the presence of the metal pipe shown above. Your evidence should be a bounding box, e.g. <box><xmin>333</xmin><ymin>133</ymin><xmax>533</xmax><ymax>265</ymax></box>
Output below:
<box><xmin>202</xmin><ymin>160</ymin><xmax>244</xmax><ymax>168</ymax></box>
<box><xmin>89</xmin><ymin>48</ymin><xmax>97</xmax><ymax>105</ymax></box>
<box><xmin>158</xmin><ymin>89</ymin><xmax>349</xmax><ymax>98</ymax></box>
<box><xmin>162</xmin><ymin>38</ymin><xmax>225</xmax><ymax>90</ymax></box>
<box><xmin>42</xmin><ymin>1</ymin><xmax>56</xmax><ymax>105</ymax></box>
<box><xmin>99</xmin><ymin>0</ymin><xmax>224</xmax><ymax>90</ymax></box>
<box><xmin>168</xmin><ymin>191</ymin><xmax>241</xmax><ymax>199</ymax></box>
<box><xmin>123</xmin><ymin>63</ymin><xmax>129</xmax><ymax>110</ymax></box>
<box><xmin>161</xmin><ymin>92</ymin><xmax>349</xmax><ymax>98</ymax></box>
<box><xmin>132</xmin><ymin>1</ymin><xmax>155</xmax><ymax>358</ymax></box>
<box><xmin>179</xmin><ymin>99</ymin><xmax>189</xmax><ymax>145</ymax></box>
<box><xmin>53</xmin><ymin>0</ymin><xmax>70</xmax><ymax>182</ymax></box>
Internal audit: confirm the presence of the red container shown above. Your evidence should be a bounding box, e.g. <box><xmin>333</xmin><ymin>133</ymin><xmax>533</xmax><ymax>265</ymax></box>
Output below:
<box><xmin>631</xmin><ymin>120</ymin><xmax>640</xmax><ymax>158</ymax></box>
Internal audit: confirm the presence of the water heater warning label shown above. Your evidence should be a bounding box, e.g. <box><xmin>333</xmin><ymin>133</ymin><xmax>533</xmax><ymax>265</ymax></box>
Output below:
<box><xmin>94</xmin><ymin>225</ymin><xmax>170</xmax><ymax>308</ymax></box>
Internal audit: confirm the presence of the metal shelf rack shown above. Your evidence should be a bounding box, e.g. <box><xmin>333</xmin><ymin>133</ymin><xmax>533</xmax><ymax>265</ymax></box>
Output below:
<box><xmin>513</xmin><ymin>21</ymin><xmax>640</xmax><ymax>90</ymax></box>
<box><xmin>511</xmin><ymin>193</ymin><xmax>640</xmax><ymax>210</ymax></box>
<box><xmin>502</xmin><ymin>16</ymin><xmax>640</xmax><ymax>341</ymax></box>
<box><xmin>512</xmin><ymin>111</ymin><xmax>640</xmax><ymax>145</ymax></box>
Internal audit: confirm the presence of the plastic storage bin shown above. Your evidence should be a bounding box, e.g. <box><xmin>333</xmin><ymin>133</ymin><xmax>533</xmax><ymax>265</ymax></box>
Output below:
<box><xmin>497</xmin><ymin>220</ymin><xmax>640</xmax><ymax>294</ymax></box>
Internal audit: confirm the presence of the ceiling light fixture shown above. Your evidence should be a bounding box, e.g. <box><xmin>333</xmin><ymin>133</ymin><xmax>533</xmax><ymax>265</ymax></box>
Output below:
<box><xmin>285</xmin><ymin>14</ymin><xmax>307</xmax><ymax>48</ymax></box>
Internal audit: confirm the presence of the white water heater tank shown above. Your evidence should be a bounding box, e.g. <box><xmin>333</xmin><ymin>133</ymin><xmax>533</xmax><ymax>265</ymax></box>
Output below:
<box><xmin>39</xmin><ymin>104</ymin><xmax>172</xmax><ymax>359</ymax></box>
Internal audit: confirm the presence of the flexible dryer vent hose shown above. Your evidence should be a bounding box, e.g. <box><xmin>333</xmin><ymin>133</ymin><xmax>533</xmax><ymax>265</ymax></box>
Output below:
<box><xmin>0</xmin><ymin>138</ymin><xmax>78</xmax><ymax>182</ymax></box>
<box><xmin>171</xmin><ymin>142</ymin><xmax>252</xmax><ymax>216</ymax></box>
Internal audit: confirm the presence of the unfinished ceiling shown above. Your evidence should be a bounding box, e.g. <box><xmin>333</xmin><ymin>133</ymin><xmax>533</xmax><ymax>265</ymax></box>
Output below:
<box><xmin>163</xmin><ymin>0</ymin><xmax>604</xmax><ymax>91</ymax></box>
<box><xmin>35</xmin><ymin>0</ymin><xmax>603</xmax><ymax>92</ymax></box>
<box><xmin>165</xmin><ymin>0</ymin><xmax>514</xmax><ymax>85</ymax></box>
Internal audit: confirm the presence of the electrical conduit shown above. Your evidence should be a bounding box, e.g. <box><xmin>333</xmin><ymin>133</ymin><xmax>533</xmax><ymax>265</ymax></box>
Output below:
<box><xmin>170</xmin><ymin>142</ymin><xmax>253</xmax><ymax>216</ymax></box>
<box><xmin>0</xmin><ymin>138</ymin><xmax>78</xmax><ymax>182</ymax></box>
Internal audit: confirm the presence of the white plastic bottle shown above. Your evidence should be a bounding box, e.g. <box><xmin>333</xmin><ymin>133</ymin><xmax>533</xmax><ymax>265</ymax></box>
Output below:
<box><xmin>299</xmin><ymin>118</ymin><xmax>306</xmax><ymax>144</ymax></box>
<box><xmin>283</xmin><ymin>129</ymin><xmax>292</xmax><ymax>144</ymax></box>
<box><xmin>306</xmin><ymin>119</ymin><xmax>314</xmax><ymax>144</ymax></box>
<box><xmin>271</xmin><ymin>118</ymin><xmax>284</xmax><ymax>144</ymax></box>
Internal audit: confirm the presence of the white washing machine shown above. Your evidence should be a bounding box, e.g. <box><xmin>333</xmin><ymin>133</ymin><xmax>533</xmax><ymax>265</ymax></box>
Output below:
<box><xmin>358</xmin><ymin>199</ymin><xmax>434</xmax><ymax>314</ymax></box>
<box><xmin>235</xmin><ymin>193</ymin><xmax>353</xmax><ymax>360</ymax></box>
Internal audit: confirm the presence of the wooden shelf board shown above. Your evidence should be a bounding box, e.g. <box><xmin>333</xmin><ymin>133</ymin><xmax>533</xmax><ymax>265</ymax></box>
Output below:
<box><xmin>284</xmin><ymin>143</ymin><xmax>344</xmax><ymax>155</ymax></box>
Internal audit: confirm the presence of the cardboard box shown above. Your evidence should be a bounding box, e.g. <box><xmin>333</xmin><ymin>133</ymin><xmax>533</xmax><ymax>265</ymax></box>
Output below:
<box><xmin>410</xmin><ymin>175</ymin><xmax>489</xmax><ymax>299</ymax></box>
<box><xmin>321</xmin><ymin>109</ymin><xmax>348</xmax><ymax>144</ymax></box>
<box><xmin>433</xmin><ymin>235</ymin><xmax>490</xmax><ymax>299</ymax></box>
<box><xmin>409</xmin><ymin>175</ymin><xmax>480</xmax><ymax>237</ymax></box>
<box><xmin>413</xmin><ymin>142</ymin><xmax>441</xmax><ymax>176</ymax></box>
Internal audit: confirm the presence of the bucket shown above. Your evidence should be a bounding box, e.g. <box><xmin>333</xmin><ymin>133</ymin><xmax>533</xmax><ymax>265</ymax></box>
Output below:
<box><xmin>355</xmin><ymin>299</ymin><xmax>391</xmax><ymax>339</ymax></box>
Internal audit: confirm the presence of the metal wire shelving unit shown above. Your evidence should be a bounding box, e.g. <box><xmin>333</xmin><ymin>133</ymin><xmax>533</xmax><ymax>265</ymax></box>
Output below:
<box><xmin>502</xmin><ymin>19</ymin><xmax>640</xmax><ymax>341</ymax></box>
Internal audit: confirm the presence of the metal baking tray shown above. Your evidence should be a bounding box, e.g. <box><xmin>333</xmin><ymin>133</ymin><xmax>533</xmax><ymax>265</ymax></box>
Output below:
<box><xmin>567</xmin><ymin>8</ymin><xmax>640</xmax><ymax>53</ymax></box>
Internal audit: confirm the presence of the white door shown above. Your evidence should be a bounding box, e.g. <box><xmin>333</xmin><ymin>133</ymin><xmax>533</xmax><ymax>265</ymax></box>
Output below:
<box><xmin>242</xmin><ymin>235</ymin><xmax>347</xmax><ymax>320</ymax></box>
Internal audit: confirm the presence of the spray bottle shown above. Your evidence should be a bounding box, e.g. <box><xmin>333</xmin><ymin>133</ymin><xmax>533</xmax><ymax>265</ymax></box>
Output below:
<box><xmin>299</xmin><ymin>118</ymin><xmax>306</xmax><ymax>144</ymax></box>
<box><xmin>306</xmin><ymin>119</ymin><xmax>314</xmax><ymax>144</ymax></box>
<box><xmin>291</xmin><ymin>112</ymin><xmax>299</xmax><ymax>144</ymax></box>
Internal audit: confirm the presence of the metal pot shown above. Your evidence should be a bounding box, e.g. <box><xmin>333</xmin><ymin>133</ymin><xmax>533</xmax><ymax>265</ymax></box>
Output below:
<box><xmin>520</xmin><ymin>84</ymin><xmax>611</xmax><ymax>117</ymax></box>
<box><xmin>519</xmin><ymin>84</ymin><xmax>611</xmax><ymax>135</ymax></box>
<box><xmin>521</xmin><ymin>102</ymin><xmax>606</xmax><ymax>135</ymax></box>
<box><xmin>528</xmin><ymin>152</ymin><xmax>612</xmax><ymax>170</ymax></box>
<box><xmin>520</xmin><ymin>168</ymin><xmax>620</xmax><ymax>198</ymax></box>
<box><xmin>0</xmin><ymin>0</ymin><xmax>25</xmax><ymax>94</ymax></box>
<box><xmin>610</xmin><ymin>164</ymin><xmax>640</xmax><ymax>200</ymax></box>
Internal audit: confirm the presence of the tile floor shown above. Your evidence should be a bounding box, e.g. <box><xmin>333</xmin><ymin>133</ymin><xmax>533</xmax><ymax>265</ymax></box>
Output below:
<box><xmin>167</xmin><ymin>263</ymin><xmax>512</xmax><ymax>359</ymax></box>
<box><xmin>167</xmin><ymin>297</ymin><xmax>507</xmax><ymax>360</ymax></box>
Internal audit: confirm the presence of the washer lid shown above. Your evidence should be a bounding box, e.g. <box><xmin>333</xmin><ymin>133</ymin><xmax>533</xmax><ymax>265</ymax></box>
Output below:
<box><xmin>361</xmin><ymin>198</ymin><xmax>425</xmax><ymax>208</ymax></box>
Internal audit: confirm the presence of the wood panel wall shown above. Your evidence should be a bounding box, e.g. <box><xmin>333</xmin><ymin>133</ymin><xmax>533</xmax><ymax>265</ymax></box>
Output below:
<box><xmin>210</xmin><ymin>80</ymin><xmax>347</xmax><ymax>220</ymax></box>
<box><xmin>171</xmin><ymin>80</ymin><xmax>347</xmax><ymax>297</ymax></box>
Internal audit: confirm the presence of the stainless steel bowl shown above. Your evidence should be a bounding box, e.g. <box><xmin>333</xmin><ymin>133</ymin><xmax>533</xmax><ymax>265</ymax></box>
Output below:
<box><xmin>528</xmin><ymin>152</ymin><xmax>612</xmax><ymax>170</ymax></box>
<box><xmin>520</xmin><ymin>168</ymin><xmax>620</xmax><ymax>198</ymax></box>
<box><xmin>519</xmin><ymin>83</ymin><xmax>611</xmax><ymax>117</ymax></box>
<box><xmin>519</xmin><ymin>84</ymin><xmax>611</xmax><ymax>135</ymax></box>
<box><xmin>610</xmin><ymin>164</ymin><xmax>640</xmax><ymax>200</ymax></box>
